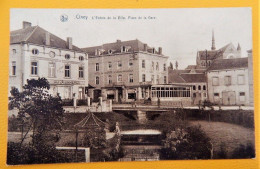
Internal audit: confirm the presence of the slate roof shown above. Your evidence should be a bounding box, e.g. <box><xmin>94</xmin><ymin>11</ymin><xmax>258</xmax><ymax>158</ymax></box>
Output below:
<box><xmin>197</xmin><ymin>43</ymin><xmax>234</xmax><ymax>60</ymax></box>
<box><xmin>81</xmin><ymin>39</ymin><xmax>161</xmax><ymax>56</ymax></box>
<box><xmin>168</xmin><ymin>69</ymin><xmax>206</xmax><ymax>83</ymax></box>
<box><xmin>10</xmin><ymin>26</ymin><xmax>83</xmax><ymax>51</ymax></box>
<box><xmin>179</xmin><ymin>74</ymin><xmax>206</xmax><ymax>83</ymax></box>
<box><xmin>207</xmin><ymin>57</ymin><xmax>248</xmax><ymax>71</ymax></box>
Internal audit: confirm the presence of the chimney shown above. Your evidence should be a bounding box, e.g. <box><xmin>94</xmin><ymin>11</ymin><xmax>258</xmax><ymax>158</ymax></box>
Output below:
<box><xmin>45</xmin><ymin>32</ymin><xmax>50</xmax><ymax>46</ymax></box>
<box><xmin>117</xmin><ymin>39</ymin><xmax>121</xmax><ymax>43</ymax></box>
<box><xmin>67</xmin><ymin>37</ymin><xmax>72</xmax><ymax>50</ymax></box>
<box><xmin>23</xmin><ymin>21</ymin><xmax>32</xmax><ymax>29</ymax></box>
<box><xmin>158</xmin><ymin>47</ymin><xmax>162</xmax><ymax>55</ymax></box>
<box><xmin>144</xmin><ymin>44</ymin><xmax>147</xmax><ymax>51</ymax></box>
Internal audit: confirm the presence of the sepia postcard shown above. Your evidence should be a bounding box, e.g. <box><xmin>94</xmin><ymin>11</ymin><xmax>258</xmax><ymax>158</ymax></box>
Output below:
<box><xmin>7</xmin><ymin>7</ymin><xmax>255</xmax><ymax>165</ymax></box>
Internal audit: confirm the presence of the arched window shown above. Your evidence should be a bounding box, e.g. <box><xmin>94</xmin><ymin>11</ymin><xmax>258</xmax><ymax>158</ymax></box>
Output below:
<box><xmin>203</xmin><ymin>85</ymin><xmax>206</xmax><ymax>90</ymax></box>
<box><xmin>198</xmin><ymin>85</ymin><xmax>201</xmax><ymax>90</ymax></box>
<box><xmin>79</xmin><ymin>56</ymin><xmax>84</xmax><ymax>61</ymax></box>
<box><xmin>193</xmin><ymin>85</ymin><xmax>196</xmax><ymax>90</ymax></box>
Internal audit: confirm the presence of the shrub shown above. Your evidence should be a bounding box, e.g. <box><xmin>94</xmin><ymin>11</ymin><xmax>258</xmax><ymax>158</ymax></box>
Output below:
<box><xmin>231</xmin><ymin>143</ymin><xmax>255</xmax><ymax>159</ymax></box>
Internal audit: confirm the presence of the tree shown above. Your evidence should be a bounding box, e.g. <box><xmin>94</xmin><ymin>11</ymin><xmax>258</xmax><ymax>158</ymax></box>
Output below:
<box><xmin>9</xmin><ymin>78</ymin><xmax>64</xmax><ymax>146</ymax></box>
<box><xmin>169</xmin><ymin>62</ymin><xmax>174</xmax><ymax>69</ymax></box>
<box><xmin>175</xmin><ymin>61</ymin><xmax>178</xmax><ymax>70</ymax></box>
<box><xmin>161</xmin><ymin>125</ymin><xmax>212</xmax><ymax>160</ymax></box>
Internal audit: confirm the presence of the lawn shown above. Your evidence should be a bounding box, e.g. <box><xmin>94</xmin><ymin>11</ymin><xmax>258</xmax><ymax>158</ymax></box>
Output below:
<box><xmin>190</xmin><ymin>120</ymin><xmax>255</xmax><ymax>158</ymax></box>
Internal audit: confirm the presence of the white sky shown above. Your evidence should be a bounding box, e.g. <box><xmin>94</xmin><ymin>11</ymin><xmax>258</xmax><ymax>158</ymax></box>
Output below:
<box><xmin>10</xmin><ymin>8</ymin><xmax>252</xmax><ymax>69</ymax></box>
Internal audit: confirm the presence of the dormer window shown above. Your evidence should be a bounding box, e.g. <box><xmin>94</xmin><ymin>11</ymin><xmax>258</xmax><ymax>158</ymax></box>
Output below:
<box><xmin>32</xmin><ymin>48</ymin><xmax>39</xmax><ymax>55</ymax></box>
<box><xmin>65</xmin><ymin>54</ymin><xmax>70</xmax><ymax>60</ymax></box>
<box><xmin>152</xmin><ymin>48</ymin><xmax>155</xmax><ymax>54</ymax></box>
<box><xmin>121</xmin><ymin>46</ymin><xmax>126</xmax><ymax>52</ymax></box>
<box><xmin>95</xmin><ymin>49</ymin><xmax>101</xmax><ymax>56</ymax></box>
<box><xmin>108</xmin><ymin>49</ymin><xmax>113</xmax><ymax>54</ymax></box>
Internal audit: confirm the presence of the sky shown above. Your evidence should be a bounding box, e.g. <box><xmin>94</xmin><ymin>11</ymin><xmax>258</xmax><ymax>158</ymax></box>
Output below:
<box><xmin>10</xmin><ymin>8</ymin><xmax>252</xmax><ymax>69</ymax></box>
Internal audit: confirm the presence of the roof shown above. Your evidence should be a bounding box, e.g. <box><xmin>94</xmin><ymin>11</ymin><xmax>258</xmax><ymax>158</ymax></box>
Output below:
<box><xmin>81</xmin><ymin>39</ymin><xmax>161</xmax><ymax>56</ymax></box>
<box><xmin>179</xmin><ymin>74</ymin><xmax>206</xmax><ymax>83</ymax></box>
<box><xmin>10</xmin><ymin>26</ymin><xmax>83</xmax><ymax>51</ymax></box>
<box><xmin>207</xmin><ymin>57</ymin><xmax>248</xmax><ymax>71</ymax></box>
<box><xmin>168</xmin><ymin>69</ymin><xmax>206</xmax><ymax>83</ymax></box>
<box><xmin>74</xmin><ymin>112</ymin><xmax>106</xmax><ymax>129</ymax></box>
<box><xmin>168</xmin><ymin>69</ymin><xmax>186</xmax><ymax>83</ymax></box>
<box><xmin>197</xmin><ymin>43</ymin><xmax>234</xmax><ymax>60</ymax></box>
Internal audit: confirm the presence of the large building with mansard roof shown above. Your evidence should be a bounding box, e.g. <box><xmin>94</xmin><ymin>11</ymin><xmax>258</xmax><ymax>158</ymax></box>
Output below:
<box><xmin>9</xmin><ymin>21</ymin><xmax>88</xmax><ymax>100</ymax></box>
<box><xmin>82</xmin><ymin>39</ymin><xmax>169</xmax><ymax>103</ymax></box>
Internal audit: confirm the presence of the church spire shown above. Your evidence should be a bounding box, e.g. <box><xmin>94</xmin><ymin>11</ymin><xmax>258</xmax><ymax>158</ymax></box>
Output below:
<box><xmin>211</xmin><ymin>30</ymin><xmax>216</xmax><ymax>50</ymax></box>
<box><xmin>237</xmin><ymin>43</ymin><xmax>241</xmax><ymax>51</ymax></box>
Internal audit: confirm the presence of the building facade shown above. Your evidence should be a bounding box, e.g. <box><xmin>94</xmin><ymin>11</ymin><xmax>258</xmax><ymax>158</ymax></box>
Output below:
<box><xmin>207</xmin><ymin>58</ymin><xmax>250</xmax><ymax>105</ymax></box>
<box><xmin>247</xmin><ymin>49</ymin><xmax>254</xmax><ymax>106</ymax></box>
<box><xmin>9</xmin><ymin>21</ymin><xmax>88</xmax><ymax>100</ymax></box>
<box><xmin>168</xmin><ymin>68</ymin><xmax>207</xmax><ymax>105</ymax></box>
<box><xmin>82</xmin><ymin>39</ymin><xmax>168</xmax><ymax>103</ymax></box>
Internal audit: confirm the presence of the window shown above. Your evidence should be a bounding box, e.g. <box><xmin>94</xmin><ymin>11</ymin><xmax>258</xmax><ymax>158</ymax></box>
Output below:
<box><xmin>118</xmin><ymin>74</ymin><xmax>122</xmax><ymax>82</ymax></box>
<box><xmin>49</xmin><ymin>51</ymin><xmax>55</xmax><ymax>58</ymax></box>
<box><xmin>163</xmin><ymin>64</ymin><xmax>166</xmax><ymax>71</ymax></box>
<box><xmin>65</xmin><ymin>65</ymin><xmax>70</xmax><ymax>77</ymax></box>
<box><xmin>239</xmin><ymin>92</ymin><xmax>246</xmax><ymax>102</ymax></box>
<box><xmin>96</xmin><ymin>76</ymin><xmax>99</xmax><ymax>84</ymax></box>
<box><xmin>203</xmin><ymin>85</ymin><xmax>206</xmax><ymax>90</ymax></box>
<box><xmin>193</xmin><ymin>85</ymin><xmax>196</xmax><ymax>90</ymax></box>
<box><xmin>79</xmin><ymin>66</ymin><xmax>84</xmax><ymax>78</ymax></box>
<box><xmin>129</xmin><ymin>74</ymin><xmax>133</xmax><ymax>83</ymax></box>
<box><xmin>108</xmin><ymin>62</ymin><xmax>112</xmax><ymax>69</ymax></box>
<box><xmin>156</xmin><ymin>62</ymin><xmax>159</xmax><ymax>70</ymax></box>
<box><xmin>122</xmin><ymin>46</ymin><xmax>126</xmax><ymax>52</ymax></box>
<box><xmin>198</xmin><ymin>85</ymin><xmax>201</xmax><ymax>90</ymax></box>
<box><xmin>164</xmin><ymin>76</ymin><xmax>167</xmax><ymax>84</ymax></box>
<box><xmin>48</xmin><ymin>63</ymin><xmax>55</xmax><ymax>77</ymax></box>
<box><xmin>152</xmin><ymin>62</ymin><xmax>154</xmax><ymax>70</ymax></box>
<box><xmin>108</xmin><ymin>75</ymin><xmax>112</xmax><ymax>84</ymax></box>
<box><xmin>193</xmin><ymin>93</ymin><xmax>196</xmax><ymax>97</ymax></box>
<box><xmin>118</xmin><ymin>61</ymin><xmax>122</xmax><ymax>68</ymax></box>
<box><xmin>96</xmin><ymin>63</ymin><xmax>99</xmax><ymax>71</ymax></box>
<box><xmin>32</xmin><ymin>48</ymin><xmax>39</xmax><ymax>55</ymax></box>
<box><xmin>157</xmin><ymin>75</ymin><xmax>159</xmax><ymax>84</ymax></box>
<box><xmin>12</xmin><ymin>49</ymin><xmax>16</xmax><ymax>54</ymax></box>
<box><xmin>79</xmin><ymin>56</ymin><xmax>84</xmax><ymax>61</ymax></box>
<box><xmin>151</xmin><ymin>75</ymin><xmax>154</xmax><ymax>83</ymax></box>
<box><xmin>214</xmin><ymin>93</ymin><xmax>219</xmax><ymax>97</ymax></box>
<box><xmin>238</xmin><ymin>75</ymin><xmax>245</xmax><ymax>85</ymax></box>
<box><xmin>142</xmin><ymin>60</ymin><xmax>145</xmax><ymax>68</ymax></box>
<box><xmin>31</xmin><ymin>62</ymin><xmax>38</xmax><ymax>75</ymax></box>
<box><xmin>203</xmin><ymin>93</ymin><xmax>207</xmax><ymax>97</ymax></box>
<box><xmin>65</xmin><ymin>54</ymin><xmax>70</xmax><ymax>60</ymax></box>
<box><xmin>212</xmin><ymin>77</ymin><xmax>219</xmax><ymax>86</ymax></box>
<box><xmin>142</xmin><ymin>74</ymin><xmax>146</xmax><ymax>82</ymax></box>
<box><xmin>11</xmin><ymin>61</ymin><xmax>16</xmax><ymax>76</ymax></box>
<box><xmin>108</xmin><ymin>49</ymin><xmax>113</xmax><ymax>54</ymax></box>
<box><xmin>224</xmin><ymin>76</ymin><xmax>232</xmax><ymax>86</ymax></box>
<box><xmin>129</xmin><ymin>61</ymin><xmax>133</xmax><ymax>67</ymax></box>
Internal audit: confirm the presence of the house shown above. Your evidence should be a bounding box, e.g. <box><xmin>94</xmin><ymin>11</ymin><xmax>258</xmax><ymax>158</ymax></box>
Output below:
<box><xmin>82</xmin><ymin>39</ymin><xmax>168</xmax><ymax>103</ymax></box>
<box><xmin>9</xmin><ymin>21</ymin><xmax>88</xmax><ymax>100</ymax></box>
<box><xmin>168</xmin><ymin>68</ymin><xmax>207</xmax><ymax>105</ymax></box>
<box><xmin>207</xmin><ymin>57</ymin><xmax>250</xmax><ymax>105</ymax></box>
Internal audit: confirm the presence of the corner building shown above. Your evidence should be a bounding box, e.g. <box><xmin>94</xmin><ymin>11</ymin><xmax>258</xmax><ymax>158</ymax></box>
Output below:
<box><xmin>82</xmin><ymin>39</ymin><xmax>168</xmax><ymax>103</ymax></box>
<box><xmin>9</xmin><ymin>21</ymin><xmax>88</xmax><ymax>100</ymax></box>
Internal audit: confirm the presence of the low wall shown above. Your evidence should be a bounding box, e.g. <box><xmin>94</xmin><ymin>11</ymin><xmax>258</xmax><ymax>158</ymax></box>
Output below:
<box><xmin>64</xmin><ymin>100</ymin><xmax>112</xmax><ymax>113</ymax></box>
